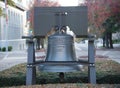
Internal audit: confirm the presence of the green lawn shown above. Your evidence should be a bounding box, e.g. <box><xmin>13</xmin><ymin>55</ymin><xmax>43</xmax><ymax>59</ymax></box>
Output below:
<box><xmin>0</xmin><ymin>58</ymin><xmax>120</xmax><ymax>87</ymax></box>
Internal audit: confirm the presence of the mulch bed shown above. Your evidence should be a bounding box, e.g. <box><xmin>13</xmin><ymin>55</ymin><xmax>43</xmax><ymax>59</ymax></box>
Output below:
<box><xmin>10</xmin><ymin>84</ymin><xmax>120</xmax><ymax>88</ymax></box>
<box><xmin>79</xmin><ymin>55</ymin><xmax>108</xmax><ymax>59</ymax></box>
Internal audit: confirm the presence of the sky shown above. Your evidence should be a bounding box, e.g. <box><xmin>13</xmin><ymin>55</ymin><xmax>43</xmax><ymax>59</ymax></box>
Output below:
<box><xmin>58</xmin><ymin>0</ymin><xmax>79</xmax><ymax>6</ymax></box>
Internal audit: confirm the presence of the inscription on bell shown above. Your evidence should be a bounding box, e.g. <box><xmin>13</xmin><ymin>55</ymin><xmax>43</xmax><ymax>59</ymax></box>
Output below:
<box><xmin>50</xmin><ymin>37</ymin><xmax>73</xmax><ymax>45</ymax></box>
<box><xmin>56</xmin><ymin>45</ymin><xmax>65</xmax><ymax>52</ymax></box>
<box><xmin>54</xmin><ymin>38</ymin><xmax>66</xmax><ymax>44</ymax></box>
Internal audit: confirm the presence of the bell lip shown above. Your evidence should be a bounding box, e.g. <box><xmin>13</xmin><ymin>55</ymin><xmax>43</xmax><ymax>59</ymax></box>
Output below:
<box><xmin>38</xmin><ymin>64</ymin><xmax>82</xmax><ymax>72</ymax></box>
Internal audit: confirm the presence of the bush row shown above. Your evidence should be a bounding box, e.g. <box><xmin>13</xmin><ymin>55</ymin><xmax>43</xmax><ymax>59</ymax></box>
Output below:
<box><xmin>112</xmin><ymin>39</ymin><xmax>120</xmax><ymax>44</ymax></box>
<box><xmin>1</xmin><ymin>74</ymin><xmax>120</xmax><ymax>87</ymax></box>
<box><xmin>0</xmin><ymin>46</ymin><xmax>12</xmax><ymax>52</ymax></box>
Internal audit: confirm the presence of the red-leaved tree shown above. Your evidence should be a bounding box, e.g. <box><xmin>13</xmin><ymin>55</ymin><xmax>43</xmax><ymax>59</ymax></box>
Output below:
<box><xmin>85</xmin><ymin>0</ymin><xmax>120</xmax><ymax>29</ymax></box>
<box><xmin>84</xmin><ymin>0</ymin><xmax>120</xmax><ymax>48</ymax></box>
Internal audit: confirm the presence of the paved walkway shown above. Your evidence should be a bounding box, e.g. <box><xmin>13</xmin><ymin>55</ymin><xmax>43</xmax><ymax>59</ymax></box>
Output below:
<box><xmin>0</xmin><ymin>51</ymin><xmax>27</xmax><ymax>71</ymax></box>
<box><xmin>0</xmin><ymin>44</ymin><xmax>120</xmax><ymax>71</ymax></box>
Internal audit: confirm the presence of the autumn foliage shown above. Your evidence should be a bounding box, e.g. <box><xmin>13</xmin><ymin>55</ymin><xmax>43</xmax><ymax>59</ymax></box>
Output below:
<box><xmin>84</xmin><ymin>0</ymin><xmax>120</xmax><ymax>30</ymax></box>
<box><xmin>34</xmin><ymin>0</ymin><xmax>60</xmax><ymax>7</ymax></box>
<box><xmin>84</xmin><ymin>0</ymin><xmax>120</xmax><ymax>48</ymax></box>
<box><xmin>28</xmin><ymin>0</ymin><xmax>60</xmax><ymax>29</ymax></box>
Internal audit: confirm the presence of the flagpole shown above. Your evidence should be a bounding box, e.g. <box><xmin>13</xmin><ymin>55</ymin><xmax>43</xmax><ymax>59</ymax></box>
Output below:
<box><xmin>4</xmin><ymin>0</ymin><xmax>8</xmax><ymax>51</ymax></box>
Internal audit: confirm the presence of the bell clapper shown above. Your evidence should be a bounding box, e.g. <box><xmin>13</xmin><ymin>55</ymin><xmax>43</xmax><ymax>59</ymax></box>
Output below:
<box><xmin>59</xmin><ymin>72</ymin><xmax>64</xmax><ymax>81</ymax></box>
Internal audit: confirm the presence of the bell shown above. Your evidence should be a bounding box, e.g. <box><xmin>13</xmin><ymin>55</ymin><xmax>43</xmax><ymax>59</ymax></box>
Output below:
<box><xmin>39</xmin><ymin>32</ymin><xmax>81</xmax><ymax>72</ymax></box>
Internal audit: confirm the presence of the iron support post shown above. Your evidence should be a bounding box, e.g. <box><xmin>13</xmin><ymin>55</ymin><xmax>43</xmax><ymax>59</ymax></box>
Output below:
<box><xmin>88</xmin><ymin>37</ymin><xmax>96</xmax><ymax>84</ymax></box>
<box><xmin>26</xmin><ymin>37</ymin><xmax>36</xmax><ymax>85</ymax></box>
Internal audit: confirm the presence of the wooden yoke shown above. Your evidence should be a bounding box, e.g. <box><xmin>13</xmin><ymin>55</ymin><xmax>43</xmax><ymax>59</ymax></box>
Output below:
<box><xmin>33</xmin><ymin>6</ymin><xmax>88</xmax><ymax>38</ymax></box>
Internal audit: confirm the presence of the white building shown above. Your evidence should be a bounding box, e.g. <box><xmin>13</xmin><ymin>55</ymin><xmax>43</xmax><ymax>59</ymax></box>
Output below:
<box><xmin>0</xmin><ymin>0</ymin><xmax>27</xmax><ymax>50</ymax></box>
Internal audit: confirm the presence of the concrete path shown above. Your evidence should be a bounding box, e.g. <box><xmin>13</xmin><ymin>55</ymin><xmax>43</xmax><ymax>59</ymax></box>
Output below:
<box><xmin>0</xmin><ymin>44</ymin><xmax>120</xmax><ymax>71</ymax></box>
<box><xmin>76</xmin><ymin>43</ymin><xmax>120</xmax><ymax>63</ymax></box>
<box><xmin>96</xmin><ymin>49</ymin><xmax>120</xmax><ymax>63</ymax></box>
<box><xmin>0</xmin><ymin>51</ymin><xmax>27</xmax><ymax>71</ymax></box>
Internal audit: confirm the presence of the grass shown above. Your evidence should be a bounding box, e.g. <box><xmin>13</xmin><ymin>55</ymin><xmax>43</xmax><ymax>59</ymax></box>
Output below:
<box><xmin>0</xmin><ymin>58</ymin><xmax>120</xmax><ymax>87</ymax></box>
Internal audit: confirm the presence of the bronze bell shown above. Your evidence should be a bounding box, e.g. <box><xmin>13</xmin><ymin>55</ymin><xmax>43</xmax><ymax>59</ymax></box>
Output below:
<box><xmin>39</xmin><ymin>32</ymin><xmax>81</xmax><ymax>72</ymax></box>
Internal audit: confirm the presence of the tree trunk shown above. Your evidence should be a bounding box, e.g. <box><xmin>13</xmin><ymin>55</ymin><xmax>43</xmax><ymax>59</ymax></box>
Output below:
<box><xmin>109</xmin><ymin>32</ymin><xmax>113</xmax><ymax>48</ymax></box>
<box><xmin>103</xmin><ymin>36</ymin><xmax>105</xmax><ymax>47</ymax></box>
<box><xmin>104</xmin><ymin>32</ymin><xmax>113</xmax><ymax>49</ymax></box>
<box><xmin>105</xmin><ymin>33</ymin><xmax>109</xmax><ymax>48</ymax></box>
<box><xmin>40</xmin><ymin>38</ymin><xmax>44</xmax><ymax>48</ymax></box>
<box><xmin>36</xmin><ymin>38</ymin><xmax>40</xmax><ymax>50</ymax></box>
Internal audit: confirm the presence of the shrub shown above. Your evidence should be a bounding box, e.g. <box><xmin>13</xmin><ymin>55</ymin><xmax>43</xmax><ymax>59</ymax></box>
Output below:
<box><xmin>2</xmin><ymin>47</ymin><xmax>6</xmax><ymax>52</ymax></box>
<box><xmin>112</xmin><ymin>39</ymin><xmax>120</xmax><ymax>44</ymax></box>
<box><xmin>8</xmin><ymin>46</ymin><xmax>12</xmax><ymax>51</ymax></box>
<box><xmin>0</xmin><ymin>47</ymin><xmax>1</xmax><ymax>51</ymax></box>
